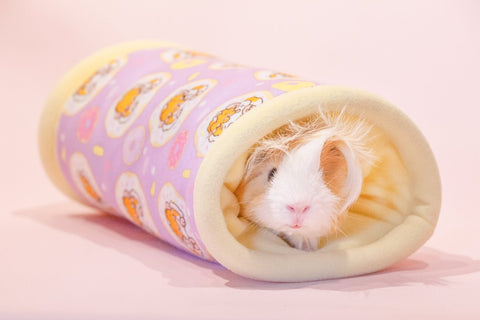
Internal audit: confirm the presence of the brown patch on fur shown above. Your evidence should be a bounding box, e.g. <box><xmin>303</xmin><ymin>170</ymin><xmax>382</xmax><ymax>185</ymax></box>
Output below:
<box><xmin>234</xmin><ymin>111</ymin><xmax>374</xmax><ymax>234</ymax></box>
<box><xmin>320</xmin><ymin>140</ymin><xmax>348</xmax><ymax>196</ymax></box>
<box><xmin>235</xmin><ymin>150</ymin><xmax>283</xmax><ymax>220</ymax></box>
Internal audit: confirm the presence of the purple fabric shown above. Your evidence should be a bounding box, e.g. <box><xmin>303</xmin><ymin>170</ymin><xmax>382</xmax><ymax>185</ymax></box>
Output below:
<box><xmin>56</xmin><ymin>47</ymin><xmax>319</xmax><ymax>261</ymax></box>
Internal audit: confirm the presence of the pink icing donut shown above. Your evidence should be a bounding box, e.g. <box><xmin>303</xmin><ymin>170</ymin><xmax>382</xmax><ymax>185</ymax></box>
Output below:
<box><xmin>76</xmin><ymin>107</ymin><xmax>99</xmax><ymax>143</ymax></box>
<box><xmin>168</xmin><ymin>130</ymin><xmax>188</xmax><ymax>169</ymax></box>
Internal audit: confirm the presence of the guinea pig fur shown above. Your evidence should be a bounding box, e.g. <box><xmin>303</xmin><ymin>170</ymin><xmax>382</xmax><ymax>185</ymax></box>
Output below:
<box><xmin>234</xmin><ymin>111</ymin><xmax>375</xmax><ymax>251</ymax></box>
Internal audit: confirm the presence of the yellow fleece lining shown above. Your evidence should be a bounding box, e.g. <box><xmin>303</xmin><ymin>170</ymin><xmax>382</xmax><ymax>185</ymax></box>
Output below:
<box><xmin>38</xmin><ymin>40</ymin><xmax>179</xmax><ymax>204</ymax></box>
<box><xmin>194</xmin><ymin>86</ymin><xmax>440</xmax><ymax>281</ymax></box>
<box><xmin>38</xmin><ymin>41</ymin><xmax>441</xmax><ymax>282</ymax></box>
<box><xmin>221</xmin><ymin>114</ymin><xmax>411</xmax><ymax>254</ymax></box>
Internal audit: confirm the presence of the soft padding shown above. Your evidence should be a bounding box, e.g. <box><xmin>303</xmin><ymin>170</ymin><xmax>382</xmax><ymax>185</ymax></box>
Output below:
<box><xmin>39</xmin><ymin>41</ymin><xmax>441</xmax><ymax>282</ymax></box>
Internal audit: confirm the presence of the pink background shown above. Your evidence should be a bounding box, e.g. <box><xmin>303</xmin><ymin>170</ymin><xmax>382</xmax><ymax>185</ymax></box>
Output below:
<box><xmin>1</xmin><ymin>0</ymin><xmax>479</xmax><ymax>319</ymax></box>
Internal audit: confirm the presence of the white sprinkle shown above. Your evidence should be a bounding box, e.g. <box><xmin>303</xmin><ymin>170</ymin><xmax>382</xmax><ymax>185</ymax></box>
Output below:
<box><xmin>142</xmin><ymin>157</ymin><xmax>149</xmax><ymax>175</ymax></box>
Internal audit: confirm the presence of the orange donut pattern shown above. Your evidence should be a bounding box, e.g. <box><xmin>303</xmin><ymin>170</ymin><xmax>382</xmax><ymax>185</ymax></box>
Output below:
<box><xmin>57</xmin><ymin>46</ymin><xmax>320</xmax><ymax>261</ymax></box>
<box><xmin>64</xmin><ymin>57</ymin><xmax>126</xmax><ymax>116</ymax></box>
<box><xmin>114</xmin><ymin>172</ymin><xmax>159</xmax><ymax>236</ymax></box>
<box><xmin>69</xmin><ymin>152</ymin><xmax>104</xmax><ymax>206</ymax></box>
<box><xmin>194</xmin><ymin>91</ymin><xmax>273</xmax><ymax>157</ymax></box>
<box><xmin>158</xmin><ymin>182</ymin><xmax>211</xmax><ymax>259</ymax></box>
<box><xmin>149</xmin><ymin>79</ymin><xmax>217</xmax><ymax>147</ymax></box>
<box><xmin>105</xmin><ymin>72</ymin><xmax>171</xmax><ymax>138</ymax></box>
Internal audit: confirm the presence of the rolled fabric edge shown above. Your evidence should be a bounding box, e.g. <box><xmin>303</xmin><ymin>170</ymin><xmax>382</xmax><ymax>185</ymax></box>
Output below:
<box><xmin>38</xmin><ymin>41</ymin><xmax>441</xmax><ymax>282</ymax></box>
<box><xmin>194</xmin><ymin>85</ymin><xmax>441</xmax><ymax>282</ymax></box>
<box><xmin>38</xmin><ymin>40</ymin><xmax>179</xmax><ymax>204</ymax></box>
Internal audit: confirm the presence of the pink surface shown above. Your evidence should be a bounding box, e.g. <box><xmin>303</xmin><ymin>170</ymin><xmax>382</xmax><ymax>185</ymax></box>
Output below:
<box><xmin>1</xmin><ymin>1</ymin><xmax>479</xmax><ymax>319</ymax></box>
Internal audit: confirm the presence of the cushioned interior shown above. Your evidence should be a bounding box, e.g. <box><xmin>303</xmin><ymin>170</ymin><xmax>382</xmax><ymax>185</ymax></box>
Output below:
<box><xmin>193</xmin><ymin>86</ymin><xmax>440</xmax><ymax>281</ymax></box>
<box><xmin>221</xmin><ymin>112</ymin><xmax>411</xmax><ymax>254</ymax></box>
<box><xmin>38</xmin><ymin>41</ymin><xmax>440</xmax><ymax>282</ymax></box>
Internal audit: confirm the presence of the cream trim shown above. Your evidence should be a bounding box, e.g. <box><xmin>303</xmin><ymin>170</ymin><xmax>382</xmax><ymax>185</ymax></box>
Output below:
<box><xmin>38</xmin><ymin>40</ymin><xmax>179</xmax><ymax>203</ymax></box>
<box><xmin>39</xmin><ymin>42</ymin><xmax>441</xmax><ymax>282</ymax></box>
<box><xmin>194</xmin><ymin>86</ymin><xmax>441</xmax><ymax>281</ymax></box>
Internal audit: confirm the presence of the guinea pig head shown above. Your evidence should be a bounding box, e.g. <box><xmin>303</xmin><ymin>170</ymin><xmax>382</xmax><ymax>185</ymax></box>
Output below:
<box><xmin>247</xmin><ymin>131</ymin><xmax>364</xmax><ymax>242</ymax></box>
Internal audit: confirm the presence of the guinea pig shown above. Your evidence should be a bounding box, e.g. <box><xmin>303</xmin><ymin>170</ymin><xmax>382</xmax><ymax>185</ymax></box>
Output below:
<box><xmin>234</xmin><ymin>111</ymin><xmax>375</xmax><ymax>251</ymax></box>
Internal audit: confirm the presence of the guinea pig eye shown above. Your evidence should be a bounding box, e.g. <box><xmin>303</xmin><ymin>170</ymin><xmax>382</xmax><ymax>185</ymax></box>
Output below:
<box><xmin>268</xmin><ymin>167</ymin><xmax>277</xmax><ymax>182</ymax></box>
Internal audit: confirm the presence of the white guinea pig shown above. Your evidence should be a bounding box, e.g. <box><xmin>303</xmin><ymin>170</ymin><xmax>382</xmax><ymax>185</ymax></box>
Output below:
<box><xmin>234</xmin><ymin>112</ymin><xmax>375</xmax><ymax>251</ymax></box>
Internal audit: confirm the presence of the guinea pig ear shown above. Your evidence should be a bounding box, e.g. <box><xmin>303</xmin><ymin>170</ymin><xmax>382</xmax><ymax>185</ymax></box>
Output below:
<box><xmin>320</xmin><ymin>139</ymin><xmax>363</xmax><ymax>213</ymax></box>
<box><xmin>320</xmin><ymin>140</ymin><xmax>348</xmax><ymax>196</ymax></box>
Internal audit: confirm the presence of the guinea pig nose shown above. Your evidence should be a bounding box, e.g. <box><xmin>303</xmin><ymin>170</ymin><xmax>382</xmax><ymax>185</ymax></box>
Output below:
<box><xmin>286</xmin><ymin>204</ymin><xmax>310</xmax><ymax>214</ymax></box>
